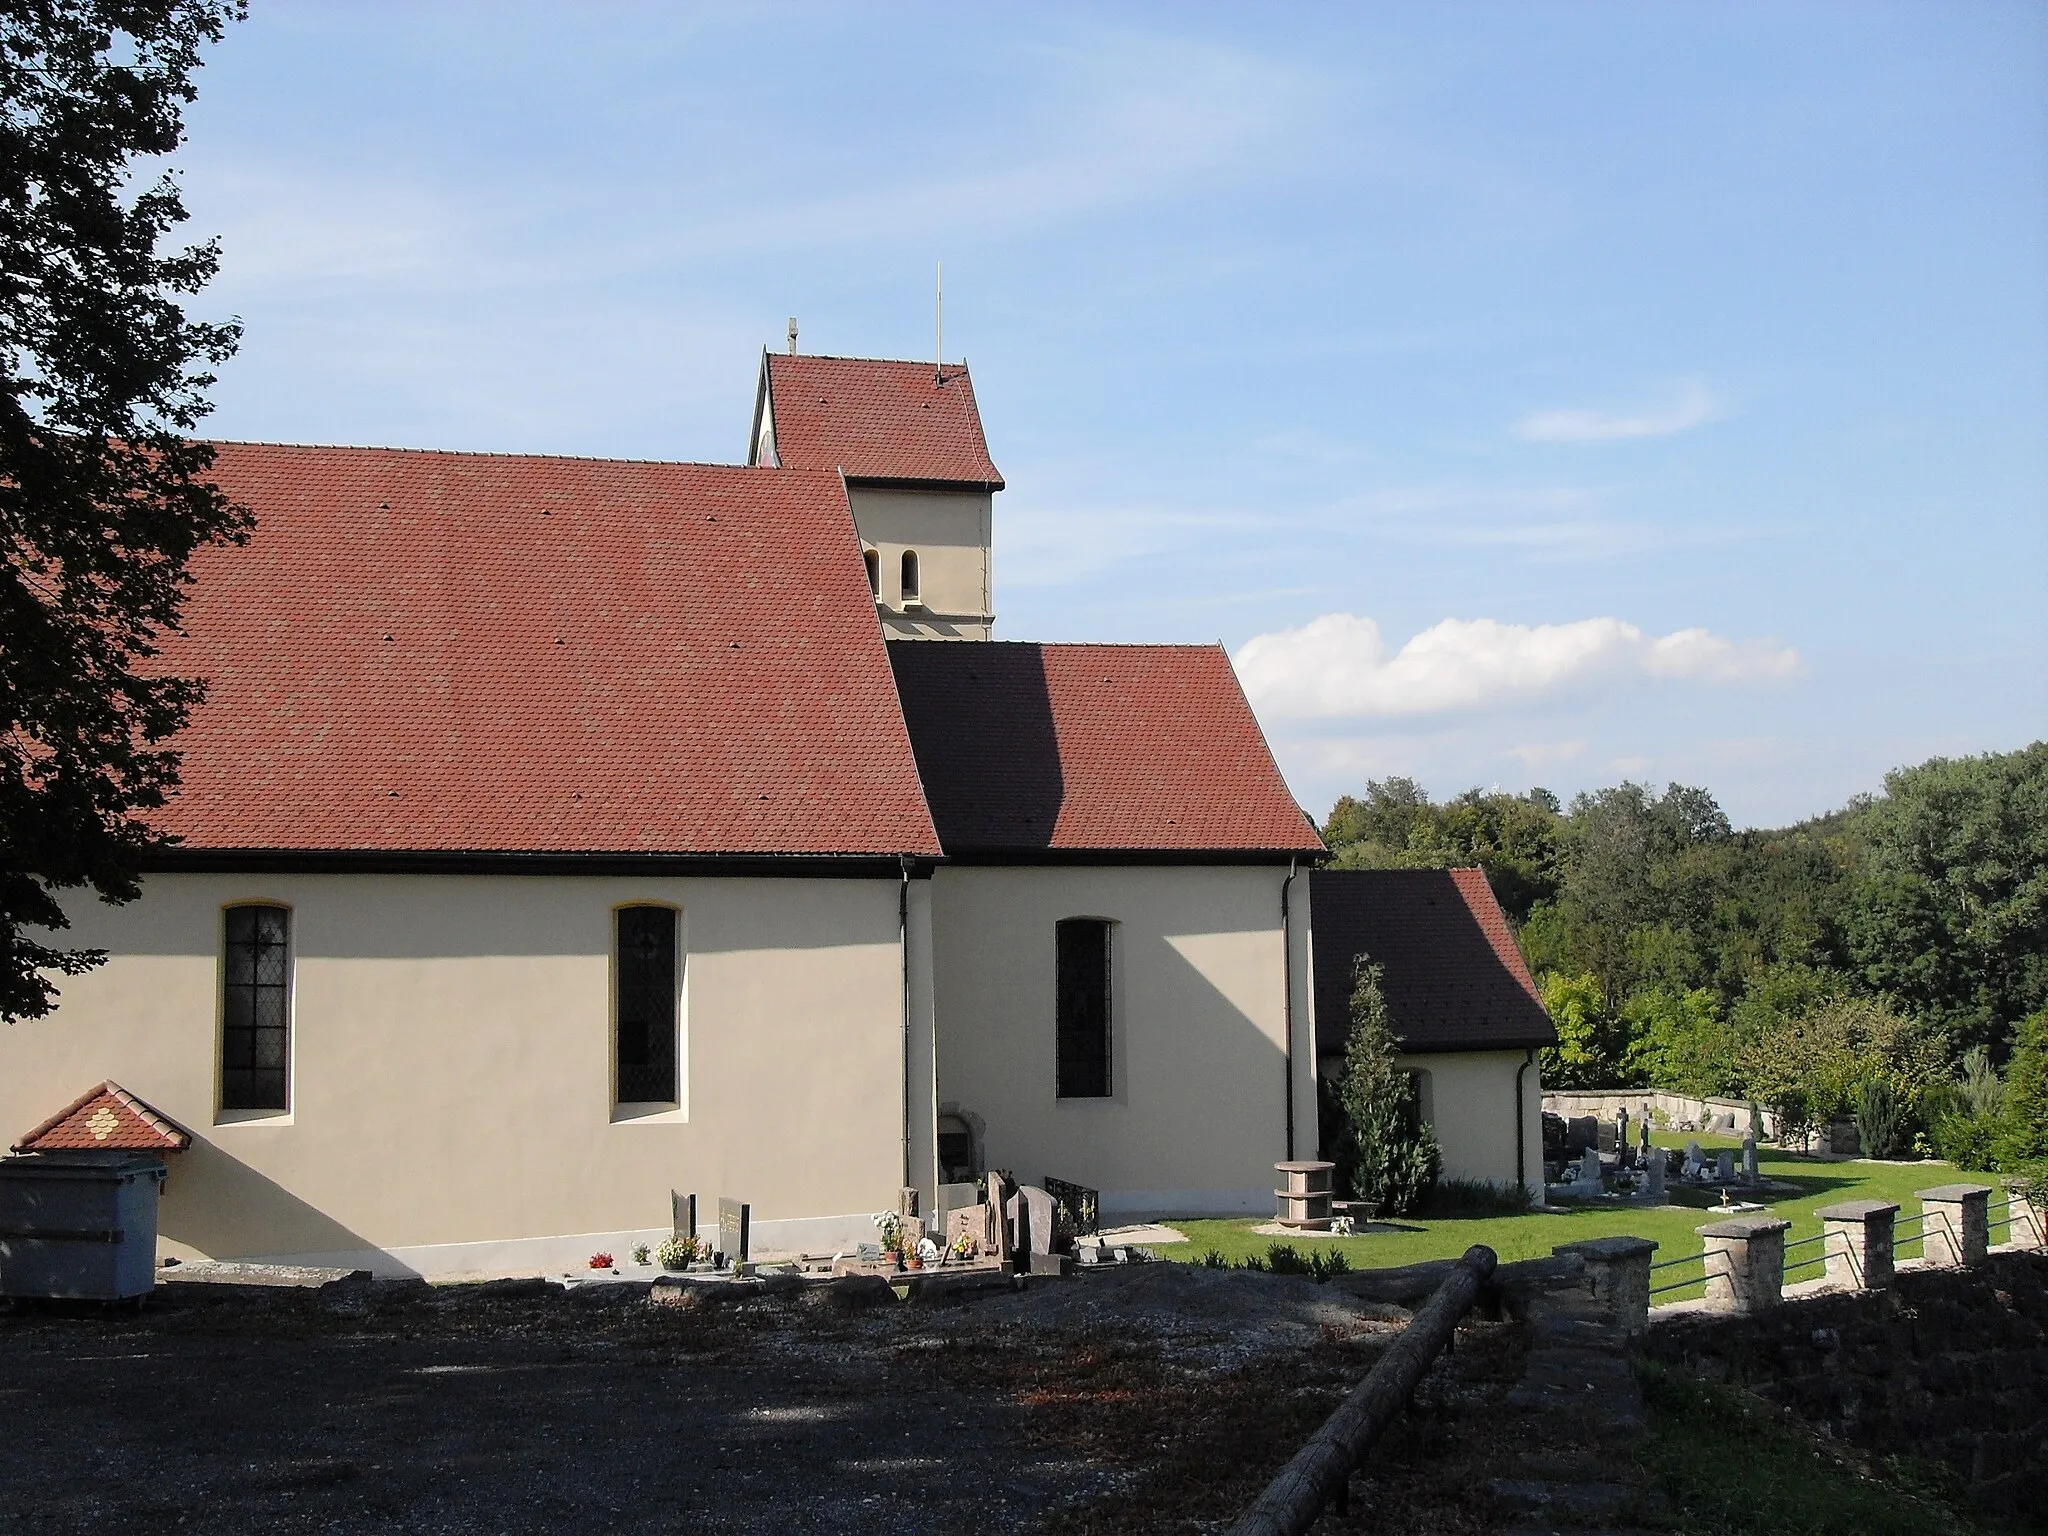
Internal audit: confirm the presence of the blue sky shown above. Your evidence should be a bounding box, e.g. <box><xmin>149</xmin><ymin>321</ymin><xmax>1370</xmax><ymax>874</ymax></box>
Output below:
<box><xmin>173</xmin><ymin>2</ymin><xmax>2047</xmax><ymax>829</ymax></box>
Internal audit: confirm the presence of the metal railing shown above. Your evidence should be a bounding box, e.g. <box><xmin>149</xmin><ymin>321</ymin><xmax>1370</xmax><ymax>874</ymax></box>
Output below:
<box><xmin>1893</xmin><ymin>1210</ymin><xmax>1928</xmax><ymax>1264</ymax></box>
<box><xmin>1781</xmin><ymin>1230</ymin><xmax>1827</xmax><ymax>1282</ymax></box>
<box><xmin>1647</xmin><ymin>1247</ymin><xmax>1723</xmax><ymax>1300</ymax></box>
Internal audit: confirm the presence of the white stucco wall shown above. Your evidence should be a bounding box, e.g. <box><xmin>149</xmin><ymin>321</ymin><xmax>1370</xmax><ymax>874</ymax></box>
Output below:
<box><xmin>929</xmin><ymin>863</ymin><xmax>1312</xmax><ymax>1218</ymax></box>
<box><xmin>848</xmin><ymin>486</ymin><xmax>993</xmax><ymax>639</ymax></box>
<box><xmin>4</xmin><ymin>873</ymin><xmax>910</xmax><ymax>1275</ymax></box>
<box><xmin>1398</xmin><ymin>1048</ymin><xmax>1544</xmax><ymax>1197</ymax></box>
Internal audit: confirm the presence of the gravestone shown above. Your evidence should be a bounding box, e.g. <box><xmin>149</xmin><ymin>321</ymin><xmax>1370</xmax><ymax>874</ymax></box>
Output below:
<box><xmin>1019</xmin><ymin>1185</ymin><xmax>1056</xmax><ymax>1256</ymax></box>
<box><xmin>984</xmin><ymin>1171</ymin><xmax>1013</xmax><ymax>1264</ymax></box>
<box><xmin>1597</xmin><ymin>1121</ymin><xmax>1618</xmax><ymax>1154</ymax></box>
<box><xmin>1742</xmin><ymin>1132</ymin><xmax>1759</xmax><ymax>1183</ymax></box>
<box><xmin>717</xmin><ymin>1197</ymin><xmax>750</xmax><ymax>1263</ymax></box>
<box><xmin>946</xmin><ymin>1203</ymin><xmax>992</xmax><ymax>1251</ymax></box>
<box><xmin>1578</xmin><ymin>1148</ymin><xmax>1603</xmax><ymax>1188</ymax></box>
<box><xmin>671</xmin><ymin>1190</ymin><xmax>697</xmax><ymax>1240</ymax></box>
<box><xmin>1645</xmin><ymin>1146</ymin><xmax>1666</xmax><ymax>1201</ymax></box>
<box><xmin>1684</xmin><ymin>1140</ymin><xmax>1703</xmax><ymax>1177</ymax></box>
<box><xmin>855</xmin><ymin>1241</ymin><xmax>883</xmax><ymax>1265</ymax></box>
<box><xmin>1568</xmin><ymin>1116</ymin><xmax>1599</xmax><ymax>1155</ymax></box>
<box><xmin>1716</xmin><ymin>1150</ymin><xmax>1736</xmax><ymax>1183</ymax></box>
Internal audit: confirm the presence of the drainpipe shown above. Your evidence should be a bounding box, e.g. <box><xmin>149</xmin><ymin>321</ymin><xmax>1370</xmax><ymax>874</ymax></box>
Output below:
<box><xmin>1514</xmin><ymin>1047</ymin><xmax>1536</xmax><ymax>1195</ymax></box>
<box><xmin>900</xmin><ymin>856</ymin><xmax>912</xmax><ymax>1191</ymax></box>
<box><xmin>1281</xmin><ymin>858</ymin><xmax>1300</xmax><ymax>1161</ymax></box>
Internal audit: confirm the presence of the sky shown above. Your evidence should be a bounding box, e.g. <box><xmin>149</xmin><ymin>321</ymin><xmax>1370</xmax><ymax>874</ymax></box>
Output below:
<box><xmin>169</xmin><ymin>2</ymin><xmax>2047</xmax><ymax>830</ymax></box>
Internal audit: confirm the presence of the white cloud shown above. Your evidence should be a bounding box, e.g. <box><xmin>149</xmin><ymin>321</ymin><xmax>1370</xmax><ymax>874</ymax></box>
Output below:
<box><xmin>1515</xmin><ymin>380</ymin><xmax>1720</xmax><ymax>443</ymax></box>
<box><xmin>1233</xmin><ymin>613</ymin><xmax>1801</xmax><ymax>720</ymax></box>
<box><xmin>1508</xmin><ymin>739</ymin><xmax>1587</xmax><ymax>768</ymax></box>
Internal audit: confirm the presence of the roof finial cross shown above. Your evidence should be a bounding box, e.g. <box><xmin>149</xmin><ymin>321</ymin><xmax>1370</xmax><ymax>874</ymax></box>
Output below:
<box><xmin>786</xmin><ymin>317</ymin><xmax>798</xmax><ymax>355</ymax></box>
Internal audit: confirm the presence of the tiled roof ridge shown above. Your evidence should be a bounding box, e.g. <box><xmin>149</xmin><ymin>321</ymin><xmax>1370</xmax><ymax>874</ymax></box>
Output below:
<box><xmin>778</xmin><ymin>352</ymin><xmax>970</xmax><ymax>368</ymax></box>
<box><xmin>12</xmin><ymin>1081</ymin><xmax>193</xmax><ymax>1153</ymax></box>
<box><xmin>206</xmin><ymin>440</ymin><xmax>797</xmax><ymax>472</ymax></box>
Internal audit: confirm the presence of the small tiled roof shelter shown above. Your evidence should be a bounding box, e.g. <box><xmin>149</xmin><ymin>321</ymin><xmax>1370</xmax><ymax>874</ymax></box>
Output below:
<box><xmin>13</xmin><ymin>1082</ymin><xmax>192</xmax><ymax>1156</ymax></box>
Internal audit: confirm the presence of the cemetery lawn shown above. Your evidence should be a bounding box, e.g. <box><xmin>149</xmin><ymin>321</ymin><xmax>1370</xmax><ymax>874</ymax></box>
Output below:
<box><xmin>1151</xmin><ymin>1137</ymin><xmax>2013</xmax><ymax>1305</ymax></box>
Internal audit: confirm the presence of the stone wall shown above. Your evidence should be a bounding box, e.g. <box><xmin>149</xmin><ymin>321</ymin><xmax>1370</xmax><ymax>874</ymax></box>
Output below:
<box><xmin>1642</xmin><ymin>1252</ymin><xmax>2048</xmax><ymax>1515</ymax></box>
<box><xmin>1542</xmin><ymin>1089</ymin><xmax>1778</xmax><ymax>1138</ymax></box>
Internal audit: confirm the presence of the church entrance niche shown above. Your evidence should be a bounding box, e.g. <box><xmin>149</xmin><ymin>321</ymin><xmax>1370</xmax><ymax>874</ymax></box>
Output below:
<box><xmin>937</xmin><ymin>1112</ymin><xmax>980</xmax><ymax>1186</ymax></box>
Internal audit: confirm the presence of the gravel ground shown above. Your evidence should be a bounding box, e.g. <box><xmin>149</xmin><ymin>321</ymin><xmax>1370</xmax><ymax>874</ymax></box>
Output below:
<box><xmin>0</xmin><ymin>1265</ymin><xmax>1404</xmax><ymax>1535</ymax></box>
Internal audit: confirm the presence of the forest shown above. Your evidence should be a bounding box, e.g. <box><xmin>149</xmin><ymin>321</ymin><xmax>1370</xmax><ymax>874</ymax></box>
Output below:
<box><xmin>1320</xmin><ymin>741</ymin><xmax>2048</xmax><ymax>1175</ymax></box>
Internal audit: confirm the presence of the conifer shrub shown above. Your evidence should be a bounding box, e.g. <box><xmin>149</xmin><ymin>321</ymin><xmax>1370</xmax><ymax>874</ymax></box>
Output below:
<box><xmin>1330</xmin><ymin>958</ymin><xmax>1441</xmax><ymax>1216</ymax></box>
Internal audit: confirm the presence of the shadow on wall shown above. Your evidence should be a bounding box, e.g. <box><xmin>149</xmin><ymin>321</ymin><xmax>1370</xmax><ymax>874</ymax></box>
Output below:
<box><xmin>968</xmin><ymin>912</ymin><xmax>1292</xmax><ymax>1202</ymax></box>
<box><xmin>892</xmin><ymin>644</ymin><xmax>1063</xmax><ymax>848</ymax></box>
<box><xmin>161</xmin><ymin>1136</ymin><xmax>383</xmax><ymax>1269</ymax></box>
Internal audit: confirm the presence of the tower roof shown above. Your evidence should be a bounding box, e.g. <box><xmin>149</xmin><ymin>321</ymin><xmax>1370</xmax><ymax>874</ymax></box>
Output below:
<box><xmin>753</xmin><ymin>353</ymin><xmax>1004</xmax><ymax>490</ymax></box>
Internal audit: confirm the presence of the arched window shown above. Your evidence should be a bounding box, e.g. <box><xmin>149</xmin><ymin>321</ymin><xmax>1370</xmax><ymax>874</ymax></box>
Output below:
<box><xmin>616</xmin><ymin>905</ymin><xmax>679</xmax><ymax>1105</ymax></box>
<box><xmin>864</xmin><ymin>547</ymin><xmax>880</xmax><ymax>596</ymax></box>
<box><xmin>1056</xmin><ymin>918</ymin><xmax>1112</xmax><ymax>1098</ymax></box>
<box><xmin>222</xmin><ymin>903</ymin><xmax>291</xmax><ymax>1111</ymax></box>
<box><xmin>899</xmin><ymin>549</ymin><xmax>920</xmax><ymax>604</ymax></box>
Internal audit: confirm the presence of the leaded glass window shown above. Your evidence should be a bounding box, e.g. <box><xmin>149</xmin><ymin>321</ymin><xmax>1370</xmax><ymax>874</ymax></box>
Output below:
<box><xmin>1056</xmin><ymin>918</ymin><xmax>1111</xmax><ymax>1099</ymax></box>
<box><xmin>616</xmin><ymin>906</ymin><xmax>678</xmax><ymax>1104</ymax></box>
<box><xmin>222</xmin><ymin>904</ymin><xmax>290</xmax><ymax>1111</ymax></box>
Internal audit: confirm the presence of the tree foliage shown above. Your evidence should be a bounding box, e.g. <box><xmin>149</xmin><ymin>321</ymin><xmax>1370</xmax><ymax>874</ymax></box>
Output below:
<box><xmin>1328</xmin><ymin>958</ymin><xmax>1440</xmax><ymax>1215</ymax></box>
<box><xmin>1845</xmin><ymin>745</ymin><xmax>2048</xmax><ymax>1052</ymax></box>
<box><xmin>1</xmin><ymin>0</ymin><xmax>245</xmax><ymax>1021</ymax></box>
<box><xmin>1319</xmin><ymin>746</ymin><xmax>2048</xmax><ymax>1133</ymax></box>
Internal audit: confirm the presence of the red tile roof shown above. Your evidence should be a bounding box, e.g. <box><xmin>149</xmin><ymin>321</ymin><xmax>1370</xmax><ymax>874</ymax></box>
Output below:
<box><xmin>152</xmin><ymin>445</ymin><xmax>942</xmax><ymax>857</ymax></box>
<box><xmin>757</xmin><ymin>354</ymin><xmax>1004</xmax><ymax>489</ymax></box>
<box><xmin>1310</xmin><ymin>868</ymin><xmax>1556</xmax><ymax>1054</ymax></box>
<box><xmin>14</xmin><ymin>1082</ymin><xmax>192</xmax><ymax>1154</ymax></box>
<box><xmin>888</xmin><ymin>642</ymin><xmax>1324</xmax><ymax>855</ymax></box>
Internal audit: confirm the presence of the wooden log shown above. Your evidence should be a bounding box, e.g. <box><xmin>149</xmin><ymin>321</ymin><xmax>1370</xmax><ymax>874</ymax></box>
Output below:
<box><xmin>1229</xmin><ymin>1244</ymin><xmax>1498</xmax><ymax>1536</ymax></box>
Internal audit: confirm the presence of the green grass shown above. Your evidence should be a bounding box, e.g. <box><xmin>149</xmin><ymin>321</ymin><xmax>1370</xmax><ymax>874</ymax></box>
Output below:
<box><xmin>1151</xmin><ymin>1137</ymin><xmax>2018</xmax><ymax>1305</ymax></box>
<box><xmin>1634</xmin><ymin>1362</ymin><xmax>2013</xmax><ymax>1534</ymax></box>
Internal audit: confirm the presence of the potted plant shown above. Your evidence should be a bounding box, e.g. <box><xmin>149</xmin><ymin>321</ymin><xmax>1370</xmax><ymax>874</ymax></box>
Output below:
<box><xmin>655</xmin><ymin>1233</ymin><xmax>701</xmax><ymax>1272</ymax></box>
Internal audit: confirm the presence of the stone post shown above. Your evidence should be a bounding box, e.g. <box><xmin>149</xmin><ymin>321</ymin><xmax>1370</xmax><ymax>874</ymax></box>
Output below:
<box><xmin>1917</xmin><ymin>1184</ymin><xmax>1991</xmax><ymax>1268</ymax></box>
<box><xmin>1815</xmin><ymin>1198</ymin><xmax>1897</xmax><ymax>1290</ymax></box>
<box><xmin>1696</xmin><ymin>1215</ymin><xmax>1790</xmax><ymax>1313</ymax></box>
<box><xmin>1553</xmin><ymin>1235</ymin><xmax>1657</xmax><ymax>1335</ymax></box>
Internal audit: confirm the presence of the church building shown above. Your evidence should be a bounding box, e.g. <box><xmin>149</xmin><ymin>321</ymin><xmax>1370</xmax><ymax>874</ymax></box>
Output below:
<box><xmin>3</xmin><ymin>346</ymin><xmax>1546</xmax><ymax>1276</ymax></box>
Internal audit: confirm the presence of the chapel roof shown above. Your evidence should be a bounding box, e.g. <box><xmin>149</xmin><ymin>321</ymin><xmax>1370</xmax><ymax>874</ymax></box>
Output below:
<box><xmin>1309</xmin><ymin>867</ymin><xmax>1557</xmax><ymax>1055</ymax></box>
<box><xmin>754</xmin><ymin>354</ymin><xmax>1004</xmax><ymax>489</ymax></box>
<box><xmin>888</xmin><ymin>641</ymin><xmax>1325</xmax><ymax>857</ymax></box>
<box><xmin>13</xmin><ymin>1082</ymin><xmax>192</xmax><ymax>1154</ymax></box>
<box><xmin>150</xmin><ymin>443</ymin><xmax>943</xmax><ymax>859</ymax></box>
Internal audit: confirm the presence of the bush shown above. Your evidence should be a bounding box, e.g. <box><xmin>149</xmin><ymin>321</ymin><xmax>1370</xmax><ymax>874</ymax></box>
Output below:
<box><xmin>1855</xmin><ymin>1079</ymin><xmax>1910</xmax><ymax>1159</ymax></box>
<box><xmin>1931</xmin><ymin>1111</ymin><xmax>1999</xmax><ymax>1171</ymax></box>
<box><xmin>1197</xmin><ymin>1248</ymin><xmax>1227</xmax><ymax>1269</ymax></box>
<box><xmin>1995</xmin><ymin>1007</ymin><xmax>2048</xmax><ymax>1171</ymax></box>
<box><xmin>1330</xmin><ymin>958</ymin><xmax>1442</xmax><ymax>1215</ymax></box>
<box><xmin>1420</xmin><ymin>1177</ymin><xmax>1534</xmax><ymax>1218</ymax></box>
<box><xmin>1737</xmin><ymin>997</ymin><xmax>1947</xmax><ymax>1125</ymax></box>
<box><xmin>1252</xmin><ymin>1243</ymin><xmax>1351</xmax><ymax>1282</ymax></box>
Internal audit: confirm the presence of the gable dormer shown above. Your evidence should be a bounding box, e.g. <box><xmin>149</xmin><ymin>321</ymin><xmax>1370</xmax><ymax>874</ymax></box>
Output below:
<box><xmin>750</xmin><ymin>349</ymin><xmax>1002</xmax><ymax>640</ymax></box>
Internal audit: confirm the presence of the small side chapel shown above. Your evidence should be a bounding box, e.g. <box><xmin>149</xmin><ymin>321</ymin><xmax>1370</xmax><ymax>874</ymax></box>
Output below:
<box><xmin>3</xmin><ymin>343</ymin><xmax>1547</xmax><ymax>1277</ymax></box>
